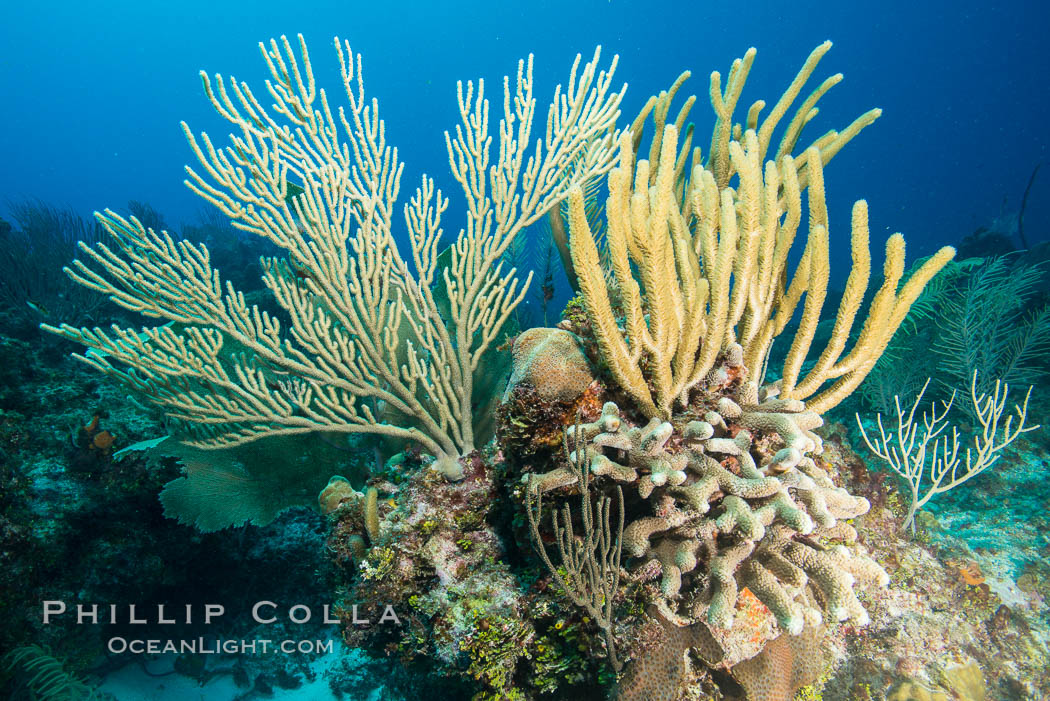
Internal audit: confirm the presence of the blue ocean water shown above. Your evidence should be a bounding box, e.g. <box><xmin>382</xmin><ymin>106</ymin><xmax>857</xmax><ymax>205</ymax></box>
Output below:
<box><xmin>2</xmin><ymin>0</ymin><xmax>1047</xmax><ymax>273</ymax></box>
<box><xmin>2</xmin><ymin>1</ymin><xmax>1050</xmax><ymax>700</ymax></box>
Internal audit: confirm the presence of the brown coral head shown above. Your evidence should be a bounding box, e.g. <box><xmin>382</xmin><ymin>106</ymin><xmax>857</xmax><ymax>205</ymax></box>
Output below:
<box><xmin>614</xmin><ymin>607</ymin><xmax>722</xmax><ymax>701</ymax></box>
<box><xmin>319</xmin><ymin>475</ymin><xmax>357</xmax><ymax>515</ymax></box>
<box><xmin>506</xmin><ymin>327</ymin><xmax>595</xmax><ymax>404</ymax></box>
<box><xmin>730</xmin><ymin>625</ymin><xmax>827</xmax><ymax>701</ymax></box>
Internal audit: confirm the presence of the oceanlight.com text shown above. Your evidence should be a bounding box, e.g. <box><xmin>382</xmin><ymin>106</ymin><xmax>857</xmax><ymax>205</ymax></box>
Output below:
<box><xmin>107</xmin><ymin>637</ymin><xmax>336</xmax><ymax>655</ymax></box>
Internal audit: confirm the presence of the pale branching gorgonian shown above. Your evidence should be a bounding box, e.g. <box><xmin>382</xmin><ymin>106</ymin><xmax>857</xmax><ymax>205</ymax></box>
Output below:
<box><xmin>44</xmin><ymin>35</ymin><xmax>624</xmax><ymax>463</ymax></box>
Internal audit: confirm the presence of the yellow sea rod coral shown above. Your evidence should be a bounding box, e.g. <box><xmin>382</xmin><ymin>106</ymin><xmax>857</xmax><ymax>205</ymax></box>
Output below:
<box><xmin>567</xmin><ymin>43</ymin><xmax>954</xmax><ymax>418</ymax></box>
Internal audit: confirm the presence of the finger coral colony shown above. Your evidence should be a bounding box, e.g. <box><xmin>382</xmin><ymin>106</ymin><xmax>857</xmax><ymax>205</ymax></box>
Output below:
<box><xmin>33</xmin><ymin>33</ymin><xmax>1047</xmax><ymax>701</ymax></box>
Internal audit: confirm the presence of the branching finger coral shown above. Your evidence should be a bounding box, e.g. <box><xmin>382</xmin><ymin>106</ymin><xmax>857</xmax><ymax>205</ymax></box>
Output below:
<box><xmin>527</xmin><ymin>384</ymin><xmax>887</xmax><ymax>643</ymax></box>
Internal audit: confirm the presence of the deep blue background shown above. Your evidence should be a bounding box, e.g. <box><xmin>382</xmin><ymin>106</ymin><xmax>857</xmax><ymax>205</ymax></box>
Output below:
<box><xmin>1</xmin><ymin>0</ymin><xmax>1047</xmax><ymax>282</ymax></box>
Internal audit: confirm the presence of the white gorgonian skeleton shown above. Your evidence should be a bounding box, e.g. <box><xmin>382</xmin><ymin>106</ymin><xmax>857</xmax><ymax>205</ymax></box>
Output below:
<box><xmin>857</xmin><ymin>371</ymin><xmax>1038</xmax><ymax>532</ymax></box>
<box><xmin>44</xmin><ymin>36</ymin><xmax>624</xmax><ymax>465</ymax></box>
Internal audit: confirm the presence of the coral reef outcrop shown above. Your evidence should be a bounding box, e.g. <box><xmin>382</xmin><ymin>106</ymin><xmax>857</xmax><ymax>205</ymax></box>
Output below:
<box><xmin>526</xmin><ymin>345</ymin><xmax>888</xmax><ymax>670</ymax></box>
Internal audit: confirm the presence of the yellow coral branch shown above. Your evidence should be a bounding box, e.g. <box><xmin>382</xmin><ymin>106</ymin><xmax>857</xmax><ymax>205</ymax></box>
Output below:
<box><xmin>568</xmin><ymin>44</ymin><xmax>953</xmax><ymax>420</ymax></box>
